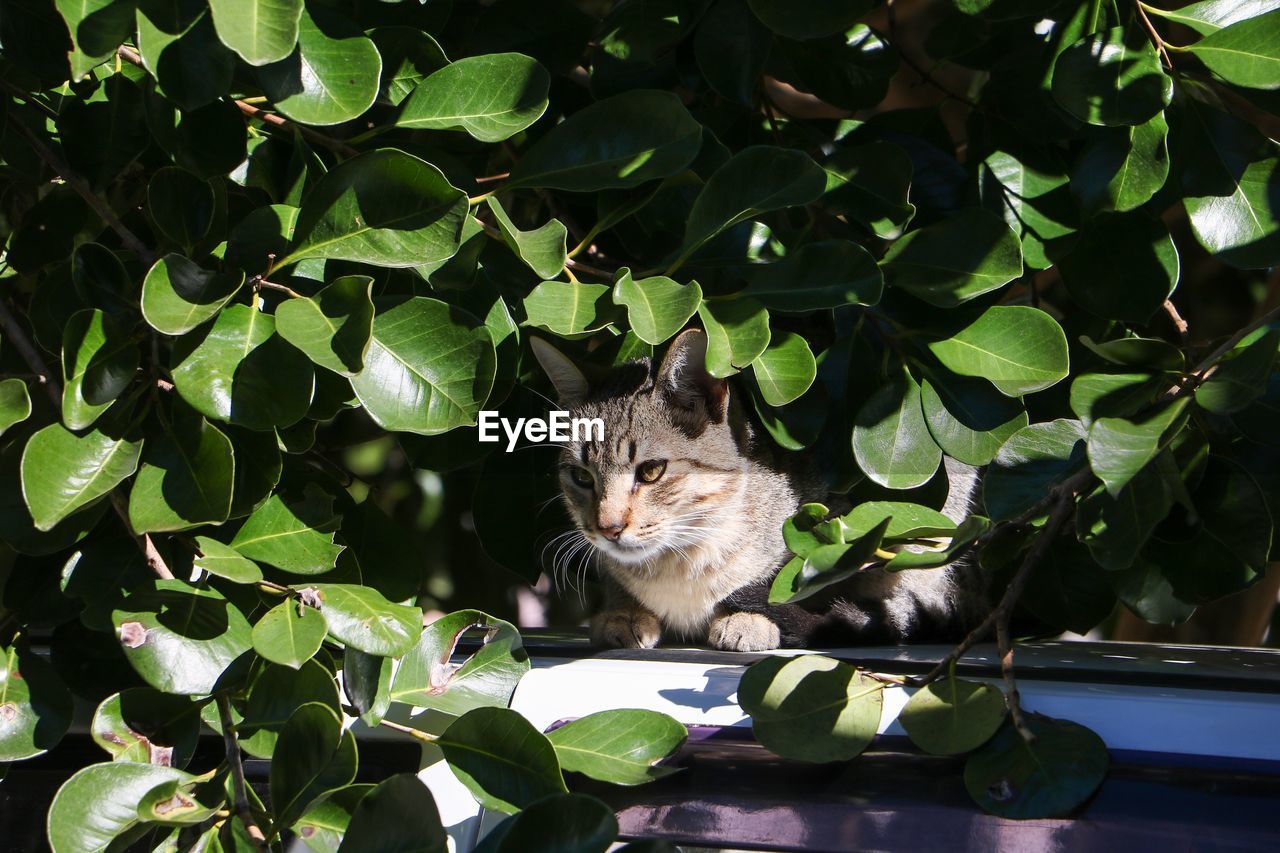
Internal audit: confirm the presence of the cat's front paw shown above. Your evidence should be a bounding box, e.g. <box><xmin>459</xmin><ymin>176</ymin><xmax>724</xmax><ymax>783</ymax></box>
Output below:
<box><xmin>707</xmin><ymin>611</ymin><xmax>780</xmax><ymax>652</ymax></box>
<box><xmin>590</xmin><ymin>608</ymin><xmax>662</xmax><ymax>648</ymax></box>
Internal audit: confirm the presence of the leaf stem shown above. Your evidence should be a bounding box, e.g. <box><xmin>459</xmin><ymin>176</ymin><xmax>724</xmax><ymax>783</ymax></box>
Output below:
<box><xmin>1133</xmin><ymin>0</ymin><xmax>1176</xmax><ymax>68</ymax></box>
<box><xmin>110</xmin><ymin>493</ymin><xmax>176</xmax><ymax>580</ymax></box>
<box><xmin>377</xmin><ymin>718</ymin><xmax>440</xmax><ymax>742</ymax></box>
<box><xmin>216</xmin><ymin>694</ymin><xmax>269</xmax><ymax>849</ymax></box>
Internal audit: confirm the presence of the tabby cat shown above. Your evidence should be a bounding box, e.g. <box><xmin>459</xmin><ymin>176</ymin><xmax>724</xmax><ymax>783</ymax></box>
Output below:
<box><xmin>532</xmin><ymin>329</ymin><xmax>987</xmax><ymax>651</ymax></box>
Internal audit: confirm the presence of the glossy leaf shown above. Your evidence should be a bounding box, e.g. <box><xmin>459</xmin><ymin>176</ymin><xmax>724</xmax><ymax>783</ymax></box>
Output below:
<box><xmin>0</xmin><ymin>379</ymin><xmax>32</xmax><ymax>437</ymax></box>
<box><xmin>437</xmin><ymin>707</ymin><xmax>568</xmax><ymax>813</ymax></box>
<box><xmin>978</xmin><ymin>150</ymin><xmax>1076</xmax><ymax>270</ymax></box>
<box><xmin>231</xmin><ymin>492</ymin><xmax>345</xmax><ymax>575</ymax></box>
<box><xmin>984</xmin><ymin>419</ymin><xmax>1087</xmax><ymax>521</ymax></box>
<box><xmin>1143</xmin><ymin>0</ymin><xmax>1277</xmax><ymax>35</ymax></box>
<box><xmin>47</xmin><ymin>762</ymin><xmax>191</xmax><ymax>853</ymax></box>
<box><xmin>1058</xmin><ymin>213</ymin><xmax>1179</xmax><ymax>322</ymax></box>
<box><xmin>548</xmin><ymin>709</ymin><xmax>686</xmax><ymax>785</ymax></box>
<box><xmin>921</xmin><ymin>375</ymin><xmax>1029</xmax><ymax>467</ymax></box>
<box><xmin>510</xmin><ymin>90</ymin><xmax>702</xmax><ymax>191</ymax></box>
<box><xmin>927</xmin><ymin>306</ymin><xmax>1069</xmax><ymax>397</ymax></box>
<box><xmin>747</xmin><ymin>240</ymin><xmax>882</xmax><ymax>312</ymax></box>
<box><xmin>91</xmin><ymin>687</ymin><xmax>201</xmax><ymax>767</ymax></box>
<box><xmin>171</xmin><ymin>303</ymin><xmax>315</xmax><ymax>430</ymax></box>
<box><xmin>523</xmin><ymin>281</ymin><xmax>621</xmax><ymax>339</ymax></box>
<box><xmin>1077</xmin><ymin>460</ymin><xmax>1175</xmax><ymax>570</ymax></box>
<box><xmin>1185</xmin><ymin>10</ymin><xmax>1280</xmax><ymax>90</ymax></box>
<box><xmin>770</xmin><ymin>519</ymin><xmax>891</xmax><ymax>603</ymax></box>
<box><xmin>0</xmin><ymin>643</ymin><xmax>72</xmax><ymax>761</ymax></box>
<box><xmin>1069</xmin><ymin>372</ymin><xmax>1166</xmax><ymax>427</ymax></box>
<box><xmin>142</xmin><ymin>254</ymin><xmax>244</xmax><ymax>336</ymax></box>
<box><xmin>135</xmin><ymin>0</ymin><xmax>235</xmax><ymax>111</ymax></box>
<box><xmin>698</xmin><ymin>298</ymin><xmax>771</xmax><ymax>377</ymax></box>
<box><xmin>738</xmin><ymin>655</ymin><xmax>883</xmax><ymax>762</ymax></box>
<box><xmin>351</xmin><ymin>297</ymin><xmax>496</xmax><ymax>434</ymax></box>
<box><xmin>751</xmin><ymin>331</ymin><xmax>817</xmax><ymax>407</ymax></box>
<box><xmin>883</xmin><ymin>209</ymin><xmax>1023</xmax><ymax>307</ymax></box>
<box><xmin>1087</xmin><ymin>398</ymin><xmax>1189</xmax><ymax>495</ymax></box>
<box><xmin>1072</xmin><ymin>113</ymin><xmax>1169</xmax><ymax>214</ymax></box>
<box><xmin>612</xmin><ymin>269</ymin><xmax>702</xmax><ymax>345</ymax></box>
<box><xmin>276</xmin><ymin>276</ymin><xmax>375</xmax><ymax>376</ymax></box>
<box><xmin>60</xmin><ymin>308</ymin><xmax>138</xmax><ymax>430</ymax></box>
<box><xmin>257</xmin><ymin>10</ymin><xmax>380</xmax><ymax>126</ymax></box>
<box><xmin>285</xmin><ymin>150</ymin><xmax>468</xmax><ymax>268</ymax></box>
<box><xmin>473</xmin><ymin>793</ymin><xmax>617</xmax><ymax>853</ymax></box>
<box><xmin>964</xmin><ymin>716</ymin><xmax>1109</xmax><ymax>818</ymax></box>
<box><xmin>311</xmin><ymin>583</ymin><xmax>422</xmax><ymax>656</ymax></box>
<box><xmin>486</xmin><ymin>197</ymin><xmax>567</xmax><ymax>279</ymax></box>
<box><xmin>207</xmin><ymin>0</ymin><xmax>302</xmax><ymax>65</ymax></box>
<box><xmin>336</xmin><ymin>774</ymin><xmax>447</xmax><ymax>853</ymax></box>
<box><xmin>853</xmin><ymin>373</ymin><xmax>941</xmax><ymax>489</ymax></box>
<box><xmin>398</xmin><ymin>53</ymin><xmax>549</xmax><ymax>142</ymax></box>
<box><xmin>1197</xmin><ymin>329</ymin><xmax>1280</xmax><ymax>413</ymax></box>
<box><xmin>127</xmin><ymin>414</ymin><xmax>235</xmax><ymax>533</ymax></box>
<box><xmin>822</xmin><ymin>141</ymin><xmax>916</xmax><ymax>239</ymax></box>
<box><xmin>111</xmin><ymin>580</ymin><xmax>253</xmax><ymax>695</ymax></box>
<box><xmin>370</xmin><ymin>26</ymin><xmax>447</xmax><ymax>106</ymax></box>
<box><xmin>193</xmin><ymin>535</ymin><xmax>263</xmax><ymax>583</ymax></box>
<box><xmin>390</xmin><ymin>609</ymin><xmax>529</xmax><ymax>715</ymax></box>
<box><xmin>270</xmin><ymin>702</ymin><xmax>359</xmax><ymax>830</ymax></box>
<box><xmin>899</xmin><ymin>678</ymin><xmax>1006</xmax><ymax>755</ymax></box>
<box><xmin>21</xmin><ymin>423</ymin><xmax>143</xmax><ymax>531</ymax></box>
<box><xmin>55</xmin><ymin>0</ymin><xmax>135</xmax><ymax>80</ymax></box>
<box><xmin>1051</xmin><ymin>28</ymin><xmax>1172</xmax><ymax>126</ymax></box>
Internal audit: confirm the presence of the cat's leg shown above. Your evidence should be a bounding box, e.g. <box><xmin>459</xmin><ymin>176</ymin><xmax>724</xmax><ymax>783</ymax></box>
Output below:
<box><xmin>590</xmin><ymin>577</ymin><xmax>662</xmax><ymax>648</ymax></box>
<box><xmin>707</xmin><ymin>609</ymin><xmax>781</xmax><ymax>652</ymax></box>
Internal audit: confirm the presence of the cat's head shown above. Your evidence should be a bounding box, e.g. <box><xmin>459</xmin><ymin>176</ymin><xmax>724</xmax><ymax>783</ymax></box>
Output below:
<box><xmin>531</xmin><ymin>330</ymin><xmax>745</xmax><ymax>566</ymax></box>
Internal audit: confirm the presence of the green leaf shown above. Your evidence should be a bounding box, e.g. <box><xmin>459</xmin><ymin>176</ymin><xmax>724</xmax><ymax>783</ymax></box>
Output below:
<box><xmin>236</xmin><ymin>659</ymin><xmax>341</xmax><ymax>758</ymax></box>
<box><xmin>1143</xmin><ymin>0</ymin><xmax>1276</xmax><ymax>35</ymax></box>
<box><xmin>842</xmin><ymin>501</ymin><xmax>956</xmax><ymax>540</ymax></box>
<box><xmin>270</xmin><ymin>702</ymin><xmax>358</xmax><ymax>830</ymax></box>
<box><xmin>485</xmin><ymin>197</ymin><xmax>567</xmax><ymax>279</ymax></box>
<box><xmin>783</xmin><ymin>502</ymin><xmax>836</xmax><ymax>557</ymax></box>
<box><xmin>698</xmin><ymin>298</ymin><xmax>771</xmax><ymax>378</ymax></box>
<box><xmin>984</xmin><ymin>419</ymin><xmax>1087</xmax><ymax>521</ymax></box>
<box><xmin>612</xmin><ymin>268</ymin><xmax>702</xmax><ymax>345</ymax></box>
<box><xmin>47</xmin><ymin>762</ymin><xmax>191</xmax><ymax>853</ymax></box>
<box><xmin>1179</xmin><ymin>101</ymin><xmax>1280</xmax><ymax>269</ymax></box>
<box><xmin>257</xmin><ymin>11</ymin><xmax>379</xmax><ymax>125</ymax></box>
<box><xmin>148</xmin><ymin>167</ymin><xmax>214</xmax><ymax>250</ymax></box>
<box><xmin>1110</xmin><ymin>554</ymin><xmax>1196</xmax><ymax>625</ymax></box>
<box><xmin>1069</xmin><ymin>372</ymin><xmax>1167</xmax><ymax>427</ymax></box>
<box><xmin>285</xmin><ymin>150</ymin><xmax>467</xmax><ymax>268</ymax></box>
<box><xmin>547</xmin><ymin>709</ymin><xmax>686</xmax><ymax>785</ymax></box>
<box><xmin>1087</xmin><ymin>398</ymin><xmax>1189</xmax><ymax>495</ymax></box>
<box><xmin>135</xmin><ymin>0</ymin><xmax>235</xmax><ymax>111</ymax></box>
<box><xmin>342</xmin><ymin>647</ymin><xmax>392</xmax><ymax>727</ymax></box>
<box><xmin>474</xmin><ymin>793</ymin><xmax>618</xmax><ymax>853</ymax></box>
<box><xmin>172</xmin><ymin>303</ymin><xmax>315</xmax><ymax>430</ymax></box>
<box><xmin>921</xmin><ymin>375</ymin><xmax>1029</xmax><ymax>467</ymax></box>
<box><xmin>751</xmin><ymin>331</ymin><xmax>817</xmax><ymax>407</ymax></box>
<box><xmin>370</xmin><ymin>26</ymin><xmax>448</xmax><ymax>106</ymax></box>
<box><xmin>852</xmin><ymin>373</ymin><xmax>941</xmax><ymax>489</ymax></box>
<box><xmin>231</xmin><ymin>492</ymin><xmax>345</xmax><ymax>575</ymax></box>
<box><xmin>55</xmin><ymin>0</ymin><xmax>135</xmax><ymax>80</ymax></box>
<box><xmin>297</xmin><ymin>784</ymin><xmax>372</xmax><ymax>852</ymax></box>
<box><xmin>136</xmin><ymin>777</ymin><xmax>221</xmax><ymax>825</ymax></box>
<box><xmin>927</xmin><ymin>306</ymin><xmax>1070</xmax><ymax>397</ymax></box>
<box><xmin>193</xmin><ymin>535</ymin><xmax>263</xmax><ymax>583</ymax></box>
<box><xmin>1077</xmin><ymin>459</ymin><xmax>1175</xmax><ymax>570</ymax></box>
<box><xmin>899</xmin><ymin>678</ymin><xmax>1006</xmax><ymax>755</ymax></box>
<box><xmin>351</xmin><ymin>297</ymin><xmax>496</xmax><ymax>435</ymax></box>
<box><xmin>523</xmin><ymin>281</ymin><xmax>622</xmax><ymax>339</ymax></box>
<box><xmin>886</xmin><ymin>515</ymin><xmax>989</xmax><ymax>570</ymax></box>
<box><xmin>1185</xmin><ymin>9</ymin><xmax>1280</xmax><ymax>90</ymax></box>
<box><xmin>678</xmin><ymin>146</ymin><xmax>827</xmax><ymax>265</ymax></box>
<box><xmin>311</xmin><ymin>584</ymin><xmax>422</xmax><ymax>656</ymax></box>
<box><xmin>746</xmin><ymin>240</ymin><xmax>882</xmax><ymax>312</ymax></box>
<box><xmin>91</xmin><ymin>687</ymin><xmax>201</xmax><ymax>767</ymax></box>
<box><xmin>1058</xmin><ymin>213</ymin><xmax>1179</xmax><ymax>322</ymax></box>
<box><xmin>253</xmin><ymin>601</ymin><xmax>327</xmax><ymax>669</ymax></box>
<box><xmin>276</xmin><ymin>276</ymin><xmax>375</xmax><ymax>376</ymax></box>
<box><xmin>60</xmin><ymin>308</ymin><xmax>138</xmax><ymax>431</ymax></box>
<box><xmin>1197</xmin><ymin>329</ymin><xmax>1279</xmax><ymax>413</ymax></box>
<box><xmin>336</xmin><ymin>774</ymin><xmax>446</xmax><ymax>853</ymax></box>
<box><xmin>21</xmin><ymin>423</ymin><xmax>143</xmax><ymax>531</ymax></box>
<box><xmin>694</xmin><ymin>0</ymin><xmax>772</xmax><ymax>105</ymax></box>
<box><xmin>769</xmin><ymin>519</ymin><xmax>891</xmax><ymax>604</ymax></box>
<box><xmin>112</xmin><ymin>580</ymin><xmax>253</xmax><ymax>695</ymax></box>
<box><xmin>397</xmin><ymin>52</ymin><xmax>549</xmax><ymax>142</ymax></box>
<box><xmin>0</xmin><ymin>378</ymin><xmax>32</xmax><ymax>437</ymax></box>
<box><xmin>1072</xmin><ymin>113</ymin><xmax>1169</xmax><ymax>214</ymax></box>
<box><xmin>978</xmin><ymin>150</ymin><xmax>1076</xmax><ymax>270</ymax></box>
<box><xmin>437</xmin><ymin>707</ymin><xmax>568</xmax><ymax>813</ymax></box>
<box><xmin>510</xmin><ymin>90</ymin><xmax>702</xmax><ymax>191</ymax></box>
<box><xmin>1079</xmin><ymin>334</ymin><xmax>1184</xmax><ymax>370</ymax></box>
<box><xmin>0</xmin><ymin>643</ymin><xmax>72</xmax><ymax>761</ymax></box>
<box><xmin>390</xmin><ymin>609</ymin><xmax>529</xmax><ymax>715</ymax></box>
<box><xmin>747</xmin><ymin>0</ymin><xmax>875</xmax><ymax>39</ymax></box>
<box><xmin>127</xmin><ymin>413</ymin><xmax>235</xmax><ymax>533</ymax></box>
<box><xmin>142</xmin><ymin>255</ymin><xmax>244</xmax><ymax>337</ymax></box>
<box><xmin>207</xmin><ymin>0</ymin><xmax>302</xmax><ymax>65</ymax></box>
<box><xmin>822</xmin><ymin>141</ymin><xmax>916</xmax><ymax>239</ymax></box>
<box><xmin>882</xmin><ymin>209</ymin><xmax>1023</xmax><ymax>307</ymax></box>
<box><xmin>1051</xmin><ymin>28</ymin><xmax>1172</xmax><ymax>126</ymax></box>
<box><xmin>964</xmin><ymin>716</ymin><xmax>1109</xmax><ymax>818</ymax></box>
<box><xmin>738</xmin><ymin>655</ymin><xmax>883</xmax><ymax>762</ymax></box>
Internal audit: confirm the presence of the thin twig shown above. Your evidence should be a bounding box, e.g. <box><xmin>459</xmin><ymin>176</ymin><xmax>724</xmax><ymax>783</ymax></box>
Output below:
<box><xmin>378</xmin><ymin>718</ymin><xmax>440</xmax><ymax>742</ymax></box>
<box><xmin>255</xmin><ymin>280</ymin><xmax>302</xmax><ymax>299</ymax></box>
<box><xmin>0</xmin><ymin>299</ymin><xmax>62</xmax><ymax>409</ymax></box>
<box><xmin>474</xmin><ymin>172</ymin><xmax>510</xmax><ymax>185</ymax></box>
<box><xmin>110</xmin><ymin>493</ymin><xmax>176</xmax><ymax>580</ymax></box>
<box><xmin>1189</xmin><ymin>302</ymin><xmax>1280</xmax><ymax>377</ymax></box>
<box><xmin>908</xmin><ymin>468</ymin><xmax>1091</xmax><ymax>689</ymax></box>
<box><xmin>1134</xmin><ymin>1</ymin><xmax>1175</xmax><ymax>69</ymax></box>
<box><xmin>1163</xmin><ymin>299</ymin><xmax>1189</xmax><ymax>343</ymax></box>
<box><xmin>216</xmin><ymin>694</ymin><xmax>268</xmax><ymax>849</ymax></box>
<box><xmin>4</xmin><ymin>103</ymin><xmax>156</xmax><ymax>266</ymax></box>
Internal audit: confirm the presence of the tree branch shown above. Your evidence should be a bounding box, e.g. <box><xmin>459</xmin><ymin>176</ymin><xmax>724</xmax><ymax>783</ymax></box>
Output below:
<box><xmin>0</xmin><ymin>299</ymin><xmax>62</xmax><ymax>409</ymax></box>
<box><xmin>110</xmin><ymin>493</ymin><xmax>176</xmax><ymax>580</ymax></box>
<box><xmin>216</xmin><ymin>694</ymin><xmax>268</xmax><ymax>849</ymax></box>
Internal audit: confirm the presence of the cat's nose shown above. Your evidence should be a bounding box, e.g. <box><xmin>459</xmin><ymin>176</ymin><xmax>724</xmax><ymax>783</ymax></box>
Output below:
<box><xmin>598</xmin><ymin>522</ymin><xmax>626</xmax><ymax>541</ymax></box>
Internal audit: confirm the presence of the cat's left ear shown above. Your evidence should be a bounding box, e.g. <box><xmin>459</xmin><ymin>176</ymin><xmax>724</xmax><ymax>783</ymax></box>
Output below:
<box><xmin>658</xmin><ymin>329</ymin><xmax>728</xmax><ymax>425</ymax></box>
<box><xmin>530</xmin><ymin>337</ymin><xmax>589</xmax><ymax>406</ymax></box>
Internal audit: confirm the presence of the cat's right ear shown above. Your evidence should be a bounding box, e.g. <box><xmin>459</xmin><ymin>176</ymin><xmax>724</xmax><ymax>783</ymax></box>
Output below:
<box><xmin>529</xmin><ymin>337</ymin><xmax>589</xmax><ymax>406</ymax></box>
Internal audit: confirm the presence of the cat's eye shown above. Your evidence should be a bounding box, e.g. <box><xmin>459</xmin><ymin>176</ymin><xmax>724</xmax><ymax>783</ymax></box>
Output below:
<box><xmin>636</xmin><ymin>460</ymin><xmax>667</xmax><ymax>484</ymax></box>
<box><xmin>568</xmin><ymin>467</ymin><xmax>595</xmax><ymax>489</ymax></box>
